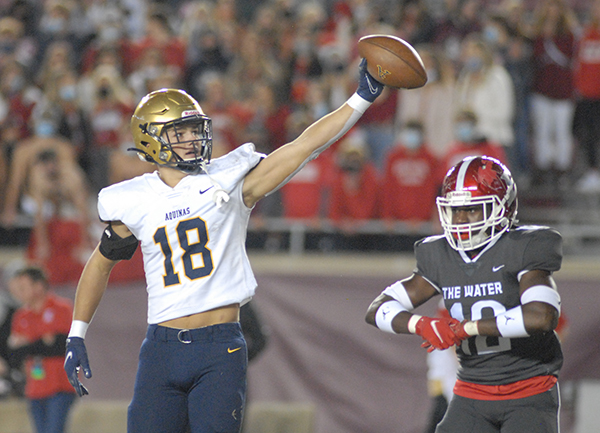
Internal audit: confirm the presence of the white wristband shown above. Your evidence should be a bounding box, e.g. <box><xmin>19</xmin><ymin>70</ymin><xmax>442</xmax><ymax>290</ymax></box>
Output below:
<box><xmin>346</xmin><ymin>92</ymin><xmax>372</xmax><ymax>114</ymax></box>
<box><xmin>375</xmin><ymin>300</ymin><xmax>405</xmax><ymax>334</ymax></box>
<box><xmin>463</xmin><ymin>321</ymin><xmax>479</xmax><ymax>336</ymax></box>
<box><xmin>496</xmin><ymin>306</ymin><xmax>528</xmax><ymax>338</ymax></box>
<box><xmin>68</xmin><ymin>320</ymin><xmax>89</xmax><ymax>339</ymax></box>
<box><xmin>407</xmin><ymin>314</ymin><xmax>423</xmax><ymax>334</ymax></box>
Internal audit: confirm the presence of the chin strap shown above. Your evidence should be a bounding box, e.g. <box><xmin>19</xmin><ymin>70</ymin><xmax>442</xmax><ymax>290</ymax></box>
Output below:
<box><xmin>200</xmin><ymin>161</ymin><xmax>230</xmax><ymax>208</ymax></box>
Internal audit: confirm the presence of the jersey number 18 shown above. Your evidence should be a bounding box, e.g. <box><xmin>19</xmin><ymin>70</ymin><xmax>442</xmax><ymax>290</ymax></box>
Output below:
<box><xmin>153</xmin><ymin>217</ymin><xmax>214</xmax><ymax>287</ymax></box>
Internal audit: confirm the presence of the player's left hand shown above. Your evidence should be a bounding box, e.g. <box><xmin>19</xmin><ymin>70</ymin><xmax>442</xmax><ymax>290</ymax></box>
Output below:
<box><xmin>414</xmin><ymin>316</ymin><xmax>462</xmax><ymax>352</ymax></box>
<box><xmin>356</xmin><ymin>58</ymin><xmax>384</xmax><ymax>103</ymax></box>
<box><xmin>449</xmin><ymin>320</ymin><xmax>478</xmax><ymax>341</ymax></box>
<box><xmin>64</xmin><ymin>337</ymin><xmax>92</xmax><ymax>397</ymax></box>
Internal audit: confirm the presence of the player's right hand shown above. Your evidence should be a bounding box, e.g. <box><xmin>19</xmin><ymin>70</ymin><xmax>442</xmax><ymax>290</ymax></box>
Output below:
<box><xmin>414</xmin><ymin>316</ymin><xmax>462</xmax><ymax>352</ymax></box>
<box><xmin>356</xmin><ymin>58</ymin><xmax>384</xmax><ymax>103</ymax></box>
<box><xmin>64</xmin><ymin>337</ymin><xmax>92</xmax><ymax>397</ymax></box>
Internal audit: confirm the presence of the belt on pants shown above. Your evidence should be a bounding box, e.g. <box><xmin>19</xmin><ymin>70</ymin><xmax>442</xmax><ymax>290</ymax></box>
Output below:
<box><xmin>146</xmin><ymin>322</ymin><xmax>241</xmax><ymax>344</ymax></box>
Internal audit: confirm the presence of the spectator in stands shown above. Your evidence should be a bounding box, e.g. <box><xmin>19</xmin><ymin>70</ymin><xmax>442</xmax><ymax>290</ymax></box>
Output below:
<box><xmin>529</xmin><ymin>0</ymin><xmax>578</xmax><ymax>190</ymax></box>
<box><xmin>433</xmin><ymin>0</ymin><xmax>483</xmax><ymax>63</ymax></box>
<box><xmin>394</xmin><ymin>0</ymin><xmax>437</xmax><ymax>46</ymax></box>
<box><xmin>85</xmin><ymin>63</ymin><xmax>135</xmax><ymax>191</ymax></box>
<box><xmin>34</xmin><ymin>40</ymin><xmax>77</xmax><ymax>92</ymax></box>
<box><xmin>279</xmin><ymin>111</ymin><xmax>334</xmax><ymax>222</ymax></box>
<box><xmin>8</xmin><ymin>266</ymin><xmax>76</xmax><ymax>433</ymax></box>
<box><xmin>2</xmin><ymin>127</ymin><xmax>93</xmax><ymax>284</ymax></box>
<box><xmin>440</xmin><ymin>109</ymin><xmax>508</xmax><ymax>178</ymax></box>
<box><xmin>79</xmin><ymin>1</ymin><xmax>138</xmax><ymax>83</ymax></box>
<box><xmin>184</xmin><ymin>27</ymin><xmax>232</xmax><ymax>101</ymax></box>
<box><xmin>226</xmin><ymin>27</ymin><xmax>284</xmax><ymax>103</ymax></box>
<box><xmin>455</xmin><ymin>33</ymin><xmax>515</xmax><ymax>167</ymax></box>
<box><xmin>381</xmin><ymin>120</ymin><xmax>440</xmax><ymax>224</ymax></box>
<box><xmin>0</xmin><ymin>16</ymin><xmax>36</xmax><ymax>71</ymax></box>
<box><xmin>33</xmin><ymin>0</ymin><xmax>88</xmax><ymax>72</ymax></box>
<box><xmin>487</xmin><ymin>4</ymin><xmax>536</xmax><ymax>181</ymax></box>
<box><xmin>572</xmin><ymin>0</ymin><xmax>600</xmax><ymax>193</ymax></box>
<box><xmin>128</xmin><ymin>46</ymin><xmax>183</xmax><ymax>101</ymax></box>
<box><xmin>52</xmin><ymin>69</ymin><xmax>94</xmax><ymax>172</ymax></box>
<box><xmin>328</xmin><ymin>129</ymin><xmax>380</xmax><ymax>229</ymax></box>
<box><xmin>0</xmin><ymin>280</ymin><xmax>20</xmax><ymax>398</ymax></box>
<box><xmin>397</xmin><ymin>45</ymin><xmax>456</xmax><ymax>158</ymax></box>
<box><xmin>0</xmin><ymin>60</ymin><xmax>41</xmax><ymax>143</ymax></box>
<box><xmin>128</xmin><ymin>11</ymin><xmax>187</xmax><ymax>79</ymax></box>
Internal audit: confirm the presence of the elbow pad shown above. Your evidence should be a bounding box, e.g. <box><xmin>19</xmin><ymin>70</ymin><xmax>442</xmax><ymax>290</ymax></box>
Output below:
<box><xmin>99</xmin><ymin>224</ymin><xmax>139</xmax><ymax>260</ymax></box>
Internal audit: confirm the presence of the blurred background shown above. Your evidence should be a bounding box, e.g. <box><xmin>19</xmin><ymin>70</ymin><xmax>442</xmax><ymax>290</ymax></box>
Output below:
<box><xmin>1</xmin><ymin>0</ymin><xmax>600</xmax><ymax>432</ymax></box>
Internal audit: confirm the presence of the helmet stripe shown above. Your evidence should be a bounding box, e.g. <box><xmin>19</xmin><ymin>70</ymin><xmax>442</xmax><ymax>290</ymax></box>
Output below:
<box><xmin>456</xmin><ymin>156</ymin><xmax>476</xmax><ymax>190</ymax></box>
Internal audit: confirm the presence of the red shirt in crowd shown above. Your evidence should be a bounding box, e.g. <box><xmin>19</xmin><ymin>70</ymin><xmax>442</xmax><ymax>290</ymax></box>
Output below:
<box><xmin>574</xmin><ymin>25</ymin><xmax>600</xmax><ymax>99</ymax></box>
<box><xmin>532</xmin><ymin>33</ymin><xmax>575</xmax><ymax>100</ymax></box>
<box><xmin>328</xmin><ymin>162</ymin><xmax>380</xmax><ymax>222</ymax></box>
<box><xmin>381</xmin><ymin>144</ymin><xmax>440</xmax><ymax>222</ymax></box>
<box><xmin>280</xmin><ymin>152</ymin><xmax>334</xmax><ymax>219</ymax></box>
<box><xmin>11</xmin><ymin>293</ymin><xmax>75</xmax><ymax>399</ymax></box>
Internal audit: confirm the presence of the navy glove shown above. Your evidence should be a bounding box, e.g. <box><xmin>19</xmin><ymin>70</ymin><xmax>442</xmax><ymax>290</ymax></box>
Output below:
<box><xmin>356</xmin><ymin>58</ymin><xmax>384</xmax><ymax>103</ymax></box>
<box><xmin>64</xmin><ymin>337</ymin><xmax>92</xmax><ymax>397</ymax></box>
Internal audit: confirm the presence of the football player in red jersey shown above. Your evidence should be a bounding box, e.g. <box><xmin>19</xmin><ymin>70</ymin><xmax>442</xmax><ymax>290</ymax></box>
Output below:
<box><xmin>366</xmin><ymin>155</ymin><xmax>563</xmax><ymax>433</ymax></box>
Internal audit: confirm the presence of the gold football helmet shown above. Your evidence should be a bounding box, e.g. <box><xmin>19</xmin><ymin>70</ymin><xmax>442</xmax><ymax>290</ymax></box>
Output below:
<box><xmin>130</xmin><ymin>88</ymin><xmax>212</xmax><ymax>173</ymax></box>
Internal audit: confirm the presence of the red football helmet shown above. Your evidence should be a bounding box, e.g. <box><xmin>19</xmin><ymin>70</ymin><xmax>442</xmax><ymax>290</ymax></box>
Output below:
<box><xmin>436</xmin><ymin>156</ymin><xmax>518</xmax><ymax>251</ymax></box>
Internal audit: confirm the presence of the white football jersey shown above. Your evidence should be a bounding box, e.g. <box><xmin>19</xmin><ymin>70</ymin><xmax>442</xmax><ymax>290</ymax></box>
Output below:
<box><xmin>97</xmin><ymin>143</ymin><xmax>265</xmax><ymax>324</ymax></box>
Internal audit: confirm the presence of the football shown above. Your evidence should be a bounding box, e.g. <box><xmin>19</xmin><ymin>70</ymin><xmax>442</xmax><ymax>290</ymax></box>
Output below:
<box><xmin>357</xmin><ymin>34</ymin><xmax>427</xmax><ymax>89</ymax></box>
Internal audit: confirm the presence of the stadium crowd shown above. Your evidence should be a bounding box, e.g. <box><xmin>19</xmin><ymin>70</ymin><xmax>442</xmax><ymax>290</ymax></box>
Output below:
<box><xmin>0</xmin><ymin>0</ymin><xmax>598</xmax><ymax>278</ymax></box>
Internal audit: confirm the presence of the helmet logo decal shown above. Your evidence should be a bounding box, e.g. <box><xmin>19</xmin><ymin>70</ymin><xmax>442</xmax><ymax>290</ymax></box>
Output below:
<box><xmin>182</xmin><ymin>110</ymin><xmax>201</xmax><ymax>116</ymax></box>
<box><xmin>478</xmin><ymin>163</ymin><xmax>499</xmax><ymax>189</ymax></box>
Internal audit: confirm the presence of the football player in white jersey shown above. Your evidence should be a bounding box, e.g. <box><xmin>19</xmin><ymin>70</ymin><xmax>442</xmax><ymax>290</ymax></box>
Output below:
<box><xmin>63</xmin><ymin>60</ymin><xmax>384</xmax><ymax>433</ymax></box>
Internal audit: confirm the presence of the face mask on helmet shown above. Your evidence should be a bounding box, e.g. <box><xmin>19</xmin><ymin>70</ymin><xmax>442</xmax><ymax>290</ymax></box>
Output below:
<box><xmin>436</xmin><ymin>156</ymin><xmax>517</xmax><ymax>251</ymax></box>
<box><xmin>130</xmin><ymin>89</ymin><xmax>213</xmax><ymax>174</ymax></box>
<box><xmin>159</xmin><ymin>116</ymin><xmax>212</xmax><ymax>172</ymax></box>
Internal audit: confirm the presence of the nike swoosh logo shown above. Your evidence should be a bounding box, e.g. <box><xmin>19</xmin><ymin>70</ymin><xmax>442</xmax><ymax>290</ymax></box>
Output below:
<box><xmin>200</xmin><ymin>186</ymin><xmax>214</xmax><ymax>194</ymax></box>
<box><xmin>431</xmin><ymin>320</ymin><xmax>443</xmax><ymax>343</ymax></box>
<box><xmin>366</xmin><ymin>75</ymin><xmax>378</xmax><ymax>94</ymax></box>
<box><xmin>492</xmin><ymin>265</ymin><xmax>505</xmax><ymax>272</ymax></box>
<box><xmin>64</xmin><ymin>351</ymin><xmax>73</xmax><ymax>366</ymax></box>
<box><xmin>228</xmin><ymin>347</ymin><xmax>242</xmax><ymax>353</ymax></box>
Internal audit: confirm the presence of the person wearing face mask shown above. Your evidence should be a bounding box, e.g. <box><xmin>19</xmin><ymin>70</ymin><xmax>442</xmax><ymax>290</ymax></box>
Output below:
<box><xmin>53</xmin><ymin>71</ymin><xmax>94</xmax><ymax>173</ymax></box>
<box><xmin>328</xmin><ymin>129</ymin><xmax>380</xmax><ymax>243</ymax></box>
<box><xmin>440</xmin><ymin>110</ymin><xmax>508</xmax><ymax>182</ymax></box>
<box><xmin>1</xmin><ymin>115</ymin><xmax>95</xmax><ymax>283</ymax></box>
<box><xmin>380</xmin><ymin>120</ymin><xmax>440</xmax><ymax>224</ymax></box>
<box><xmin>455</xmin><ymin>34</ymin><xmax>515</xmax><ymax>171</ymax></box>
